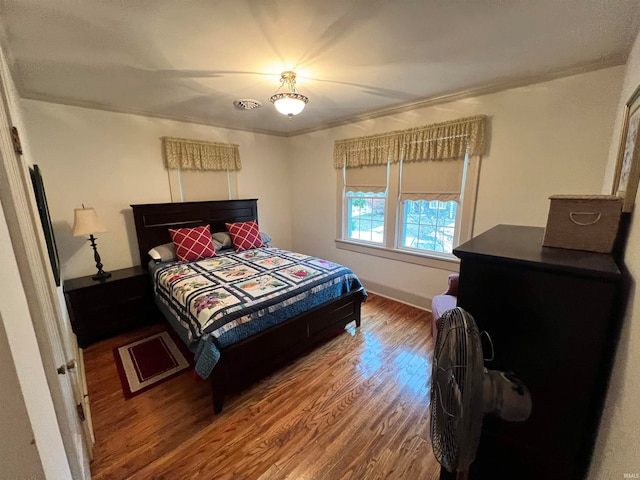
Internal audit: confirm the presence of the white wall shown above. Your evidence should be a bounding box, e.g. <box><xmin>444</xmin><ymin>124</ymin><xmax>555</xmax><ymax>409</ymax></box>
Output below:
<box><xmin>21</xmin><ymin>101</ymin><xmax>292</xmax><ymax>280</ymax></box>
<box><xmin>21</xmin><ymin>67</ymin><xmax>624</xmax><ymax>301</ymax></box>
<box><xmin>289</xmin><ymin>66</ymin><xmax>624</xmax><ymax>305</ymax></box>
<box><xmin>589</xmin><ymin>30</ymin><xmax>640</xmax><ymax>479</ymax></box>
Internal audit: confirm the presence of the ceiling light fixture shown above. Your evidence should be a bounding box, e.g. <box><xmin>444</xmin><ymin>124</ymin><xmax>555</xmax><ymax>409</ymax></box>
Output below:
<box><xmin>269</xmin><ymin>71</ymin><xmax>309</xmax><ymax>117</ymax></box>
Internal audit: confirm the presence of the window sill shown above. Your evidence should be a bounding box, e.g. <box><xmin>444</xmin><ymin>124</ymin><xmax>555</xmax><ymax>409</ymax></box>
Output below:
<box><xmin>335</xmin><ymin>239</ymin><xmax>459</xmax><ymax>271</ymax></box>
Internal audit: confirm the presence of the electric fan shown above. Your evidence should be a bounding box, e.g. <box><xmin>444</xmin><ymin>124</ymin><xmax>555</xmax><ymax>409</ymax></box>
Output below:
<box><xmin>430</xmin><ymin>307</ymin><xmax>532</xmax><ymax>480</ymax></box>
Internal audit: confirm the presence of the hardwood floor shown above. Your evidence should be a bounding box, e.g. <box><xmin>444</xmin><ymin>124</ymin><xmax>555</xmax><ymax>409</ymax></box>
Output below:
<box><xmin>83</xmin><ymin>293</ymin><xmax>441</xmax><ymax>479</ymax></box>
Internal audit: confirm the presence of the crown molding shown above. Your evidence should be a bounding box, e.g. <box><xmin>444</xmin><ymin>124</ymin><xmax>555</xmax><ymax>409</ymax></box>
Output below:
<box><xmin>19</xmin><ymin>93</ymin><xmax>291</xmax><ymax>137</ymax></box>
<box><xmin>286</xmin><ymin>55</ymin><xmax>628</xmax><ymax>137</ymax></box>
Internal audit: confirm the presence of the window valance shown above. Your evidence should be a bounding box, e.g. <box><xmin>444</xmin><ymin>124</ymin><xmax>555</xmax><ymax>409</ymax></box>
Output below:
<box><xmin>162</xmin><ymin>137</ymin><xmax>242</xmax><ymax>171</ymax></box>
<box><xmin>333</xmin><ymin>115</ymin><xmax>487</xmax><ymax>168</ymax></box>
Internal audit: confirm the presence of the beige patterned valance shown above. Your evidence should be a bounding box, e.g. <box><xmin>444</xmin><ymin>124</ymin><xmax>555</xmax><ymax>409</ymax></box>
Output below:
<box><xmin>334</xmin><ymin>115</ymin><xmax>487</xmax><ymax>168</ymax></box>
<box><xmin>334</xmin><ymin>132</ymin><xmax>403</xmax><ymax>169</ymax></box>
<box><xmin>162</xmin><ymin>137</ymin><xmax>241</xmax><ymax>171</ymax></box>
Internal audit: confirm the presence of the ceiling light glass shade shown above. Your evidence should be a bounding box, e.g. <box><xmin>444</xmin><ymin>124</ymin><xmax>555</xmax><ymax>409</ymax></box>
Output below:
<box><xmin>270</xmin><ymin>93</ymin><xmax>309</xmax><ymax>116</ymax></box>
<box><xmin>270</xmin><ymin>71</ymin><xmax>309</xmax><ymax>117</ymax></box>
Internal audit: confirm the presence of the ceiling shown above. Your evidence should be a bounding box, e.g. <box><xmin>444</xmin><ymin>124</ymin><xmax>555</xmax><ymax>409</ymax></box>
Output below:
<box><xmin>1</xmin><ymin>1</ymin><xmax>639</xmax><ymax>137</ymax></box>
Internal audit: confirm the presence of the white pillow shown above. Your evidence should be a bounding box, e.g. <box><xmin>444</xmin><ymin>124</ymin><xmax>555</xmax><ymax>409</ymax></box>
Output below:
<box><xmin>148</xmin><ymin>243</ymin><xmax>177</xmax><ymax>262</ymax></box>
<box><xmin>211</xmin><ymin>231</ymin><xmax>233</xmax><ymax>250</ymax></box>
<box><xmin>212</xmin><ymin>231</ymin><xmax>272</xmax><ymax>250</ymax></box>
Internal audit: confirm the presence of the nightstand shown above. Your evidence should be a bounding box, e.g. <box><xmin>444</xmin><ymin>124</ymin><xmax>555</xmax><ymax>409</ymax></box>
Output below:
<box><xmin>64</xmin><ymin>265</ymin><xmax>156</xmax><ymax>348</ymax></box>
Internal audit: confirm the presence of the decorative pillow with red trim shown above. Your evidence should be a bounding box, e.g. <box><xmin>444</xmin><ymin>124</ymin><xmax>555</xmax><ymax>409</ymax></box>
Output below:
<box><xmin>225</xmin><ymin>220</ymin><xmax>266</xmax><ymax>252</ymax></box>
<box><xmin>168</xmin><ymin>225</ymin><xmax>217</xmax><ymax>262</ymax></box>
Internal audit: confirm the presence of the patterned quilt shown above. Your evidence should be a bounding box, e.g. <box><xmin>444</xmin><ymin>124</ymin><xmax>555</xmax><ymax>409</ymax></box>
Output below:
<box><xmin>150</xmin><ymin>247</ymin><xmax>365</xmax><ymax>379</ymax></box>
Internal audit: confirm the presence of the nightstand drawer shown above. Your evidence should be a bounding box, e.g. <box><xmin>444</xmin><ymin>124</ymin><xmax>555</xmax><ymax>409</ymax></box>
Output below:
<box><xmin>64</xmin><ymin>266</ymin><xmax>156</xmax><ymax>348</ymax></box>
<box><xmin>67</xmin><ymin>275</ymin><xmax>147</xmax><ymax>311</ymax></box>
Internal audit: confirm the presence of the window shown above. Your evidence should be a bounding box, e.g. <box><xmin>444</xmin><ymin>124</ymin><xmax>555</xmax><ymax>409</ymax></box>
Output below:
<box><xmin>401</xmin><ymin>199</ymin><xmax>457</xmax><ymax>253</ymax></box>
<box><xmin>428</xmin><ymin>200</ymin><xmax>448</xmax><ymax>210</ymax></box>
<box><xmin>337</xmin><ymin>154</ymin><xmax>480</xmax><ymax>263</ymax></box>
<box><xmin>334</xmin><ymin>115</ymin><xmax>486</xmax><ymax>265</ymax></box>
<box><xmin>346</xmin><ymin>191</ymin><xmax>386</xmax><ymax>243</ymax></box>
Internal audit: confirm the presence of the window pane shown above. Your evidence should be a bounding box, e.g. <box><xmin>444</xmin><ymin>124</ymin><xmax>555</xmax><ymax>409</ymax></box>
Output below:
<box><xmin>435</xmin><ymin>227</ymin><xmax>455</xmax><ymax>253</ymax></box>
<box><xmin>347</xmin><ymin>195</ymin><xmax>385</xmax><ymax>243</ymax></box>
<box><xmin>401</xmin><ymin>200</ymin><xmax>457</xmax><ymax>253</ymax></box>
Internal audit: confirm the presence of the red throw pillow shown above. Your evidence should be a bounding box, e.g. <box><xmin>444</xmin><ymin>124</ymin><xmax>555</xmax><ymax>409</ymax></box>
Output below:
<box><xmin>225</xmin><ymin>220</ymin><xmax>266</xmax><ymax>252</ymax></box>
<box><xmin>168</xmin><ymin>225</ymin><xmax>217</xmax><ymax>262</ymax></box>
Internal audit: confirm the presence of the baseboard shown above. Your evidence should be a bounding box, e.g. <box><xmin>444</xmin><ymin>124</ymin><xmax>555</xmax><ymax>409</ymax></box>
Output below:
<box><xmin>360</xmin><ymin>278</ymin><xmax>432</xmax><ymax>312</ymax></box>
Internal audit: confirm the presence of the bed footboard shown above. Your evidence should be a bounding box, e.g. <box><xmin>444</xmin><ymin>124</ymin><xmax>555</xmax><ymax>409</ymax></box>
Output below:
<box><xmin>209</xmin><ymin>287</ymin><xmax>365</xmax><ymax>414</ymax></box>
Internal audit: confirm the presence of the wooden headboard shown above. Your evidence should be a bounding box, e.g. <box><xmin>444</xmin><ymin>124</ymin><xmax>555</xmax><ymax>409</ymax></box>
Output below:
<box><xmin>130</xmin><ymin>199</ymin><xmax>258</xmax><ymax>268</ymax></box>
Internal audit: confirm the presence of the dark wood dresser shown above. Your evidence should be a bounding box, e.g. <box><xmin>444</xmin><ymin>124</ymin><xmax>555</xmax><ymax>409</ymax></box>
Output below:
<box><xmin>442</xmin><ymin>224</ymin><xmax>623</xmax><ymax>480</ymax></box>
<box><xmin>64</xmin><ymin>265</ymin><xmax>155</xmax><ymax>348</ymax></box>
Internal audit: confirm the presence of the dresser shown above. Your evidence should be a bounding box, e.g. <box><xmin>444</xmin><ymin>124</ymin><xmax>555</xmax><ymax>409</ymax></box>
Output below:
<box><xmin>64</xmin><ymin>266</ymin><xmax>155</xmax><ymax>348</ymax></box>
<box><xmin>442</xmin><ymin>225</ymin><xmax>623</xmax><ymax>480</ymax></box>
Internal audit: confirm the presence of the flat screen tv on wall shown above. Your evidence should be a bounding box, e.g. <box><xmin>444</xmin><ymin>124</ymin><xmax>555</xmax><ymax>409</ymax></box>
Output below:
<box><xmin>30</xmin><ymin>164</ymin><xmax>60</xmax><ymax>286</ymax></box>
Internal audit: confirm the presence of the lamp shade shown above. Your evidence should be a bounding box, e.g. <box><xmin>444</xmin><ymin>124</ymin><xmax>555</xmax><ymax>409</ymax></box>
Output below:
<box><xmin>269</xmin><ymin>71</ymin><xmax>309</xmax><ymax>117</ymax></box>
<box><xmin>72</xmin><ymin>207</ymin><xmax>106</xmax><ymax>237</ymax></box>
<box><xmin>271</xmin><ymin>94</ymin><xmax>308</xmax><ymax>116</ymax></box>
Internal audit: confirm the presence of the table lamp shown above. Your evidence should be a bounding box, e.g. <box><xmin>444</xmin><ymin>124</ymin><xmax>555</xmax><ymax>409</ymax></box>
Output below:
<box><xmin>72</xmin><ymin>206</ymin><xmax>111</xmax><ymax>280</ymax></box>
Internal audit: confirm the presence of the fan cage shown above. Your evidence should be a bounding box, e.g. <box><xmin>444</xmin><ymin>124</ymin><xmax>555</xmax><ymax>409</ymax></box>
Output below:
<box><xmin>430</xmin><ymin>307</ymin><xmax>485</xmax><ymax>474</ymax></box>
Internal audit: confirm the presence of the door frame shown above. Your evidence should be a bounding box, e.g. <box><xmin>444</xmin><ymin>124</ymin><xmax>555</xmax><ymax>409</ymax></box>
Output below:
<box><xmin>0</xmin><ymin>50</ymin><xmax>91</xmax><ymax>478</ymax></box>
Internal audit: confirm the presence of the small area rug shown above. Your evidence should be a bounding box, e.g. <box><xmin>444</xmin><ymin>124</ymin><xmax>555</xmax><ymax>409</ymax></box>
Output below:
<box><xmin>114</xmin><ymin>330</ymin><xmax>192</xmax><ymax>399</ymax></box>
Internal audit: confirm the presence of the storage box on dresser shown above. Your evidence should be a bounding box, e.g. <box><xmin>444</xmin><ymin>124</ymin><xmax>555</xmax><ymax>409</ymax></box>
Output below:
<box><xmin>543</xmin><ymin>195</ymin><xmax>623</xmax><ymax>253</ymax></box>
<box><xmin>64</xmin><ymin>266</ymin><xmax>155</xmax><ymax>348</ymax></box>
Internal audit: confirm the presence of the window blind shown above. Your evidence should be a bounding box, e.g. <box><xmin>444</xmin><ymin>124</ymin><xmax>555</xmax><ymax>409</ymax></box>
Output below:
<box><xmin>399</xmin><ymin>158</ymin><xmax>465</xmax><ymax>202</ymax></box>
<box><xmin>344</xmin><ymin>164</ymin><xmax>388</xmax><ymax>194</ymax></box>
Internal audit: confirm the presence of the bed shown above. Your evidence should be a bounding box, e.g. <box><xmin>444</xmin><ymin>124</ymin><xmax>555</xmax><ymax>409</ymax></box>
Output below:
<box><xmin>131</xmin><ymin>199</ymin><xmax>366</xmax><ymax>413</ymax></box>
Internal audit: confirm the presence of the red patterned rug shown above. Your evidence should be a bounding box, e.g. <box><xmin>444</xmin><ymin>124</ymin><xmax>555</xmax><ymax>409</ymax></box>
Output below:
<box><xmin>113</xmin><ymin>330</ymin><xmax>192</xmax><ymax>399</ymax></box>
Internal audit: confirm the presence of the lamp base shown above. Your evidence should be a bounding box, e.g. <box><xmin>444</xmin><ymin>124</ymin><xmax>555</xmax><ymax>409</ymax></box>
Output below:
<box><xmin>92</xmin><ymin>270</ymin><xmax>111</xmax><ymax>281</ymax></box>
<box><xmin>87</xmin><ymin>234</ymin><xmax>111</xmax><ymax>281</ymax></box>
